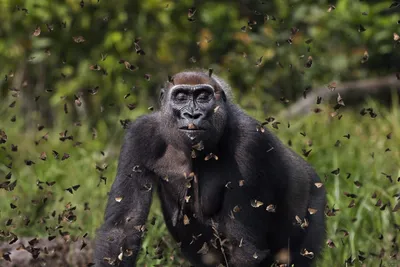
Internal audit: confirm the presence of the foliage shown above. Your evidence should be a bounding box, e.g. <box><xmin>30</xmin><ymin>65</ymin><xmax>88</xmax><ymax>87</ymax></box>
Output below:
<box><xmin>0</xmin><ymin>0</ymin><xmax>398</xmax><ymax>125</ymax></box>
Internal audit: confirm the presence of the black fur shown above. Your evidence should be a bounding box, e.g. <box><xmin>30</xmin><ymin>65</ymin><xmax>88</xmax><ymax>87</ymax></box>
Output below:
<box><xmin>93</xmin><ymin>71</ymin><xmax>326</xmax><ymax>267</ymax></box>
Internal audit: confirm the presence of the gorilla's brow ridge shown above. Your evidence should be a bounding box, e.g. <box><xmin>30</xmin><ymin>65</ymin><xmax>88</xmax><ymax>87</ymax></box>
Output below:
<box><xmin>168</xmin><ymin>84</ymin><xmax>215</xmax><ymax>96</ymax></box>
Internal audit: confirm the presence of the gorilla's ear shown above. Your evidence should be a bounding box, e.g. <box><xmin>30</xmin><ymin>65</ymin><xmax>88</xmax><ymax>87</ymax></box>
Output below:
<box><xmin>159</xmin><ymin>88</ymin><xmax>165</xmax><ymax>104</ymax></box>
<box><xmin>221</xmin><ymin>90</ymin><xmax>227</xmax><ymax>102</ymax></box>
<box><xmin>216</xmin><ymin>90</ymin><xmax>227</xmax><ymax>102</ymax></box>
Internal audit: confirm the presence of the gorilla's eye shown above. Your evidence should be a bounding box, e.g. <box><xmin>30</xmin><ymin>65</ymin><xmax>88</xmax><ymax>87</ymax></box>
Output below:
<box><xmin>174</xmin><ymin>92</ymin><xmax>189</xmax><ymax>103</ymax></box>
<box><xmin>196</xmin><ymin>92</ymin><xmax>212</xmax><ymax>103</ymax></box>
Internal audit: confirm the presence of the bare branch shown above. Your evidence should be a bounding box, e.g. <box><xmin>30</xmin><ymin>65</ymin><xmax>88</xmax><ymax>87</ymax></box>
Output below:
<box><xmin>281</xmin><ymin>75</ymin><xmax>399</xmax><ymax>118</ymax></box>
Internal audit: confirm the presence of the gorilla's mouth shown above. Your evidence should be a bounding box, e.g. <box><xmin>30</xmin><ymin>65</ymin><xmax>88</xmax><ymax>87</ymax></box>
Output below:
<box><xmin>179</xmin><ymin>127</ymin><xmax>205</xmax><ymax>132</ymax></box>
<box><xmin>179</xmin><ymin>123</ymin><xmax>205</xmax><ymax>131</ymax></box>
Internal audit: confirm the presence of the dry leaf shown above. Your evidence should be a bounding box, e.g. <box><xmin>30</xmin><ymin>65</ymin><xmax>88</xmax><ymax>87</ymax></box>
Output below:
<box><xmin>251</xmin><ymin>200</ymin><xmax>264</xmax><ymax>208</ymax></box>
<box><xmin>183</xmin><ymin>215</ymin><xmax>190</xmax><ymax>225</ymax></box>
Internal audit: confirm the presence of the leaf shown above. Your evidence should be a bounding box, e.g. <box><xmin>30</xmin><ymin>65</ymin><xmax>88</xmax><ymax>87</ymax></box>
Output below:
<box><xmin>266</xmin><ymin>204</ymin><xmax>276</xmax><ymax>212</ymax></box>
<box><xmin>300</xmin><ymin>248</ymin><xmax>315</xmax><ymax>259</ymax></box>
<box><xmin>197</xmin><ymin>242</ymin><xmax>209</xmax><ymax>255</ymax></box>
<box><xmin>32</xmin><ymin>26</ymin><xmax>41</xmax><ymax>36</ymax></box>
<box><xmin>251</xmin><ymin>200</ymin><xmax>264</xmax><ymax>208</ymax></box>
<box><xmin>392</xmin><ymin>201</ymin><xmax>400</xmax><ymax>212</ymax></box>
<box><xmin>304</xmin><ymin>56</ymin><xmax>313</xmax><ymax>68</ymax></box>
<box><xmin>72</xmin><ymin>36</ymin><xmax>86</xmax><ymax>43</ymax></box>
<box><xmin>308</xmin><ymin>208</ymin><xmax>318</xmax><ymax>214</ymax></box>
<box><xmin>314</xmin><ymin>182</ymin><xmax>323</xmax><ymax>188</ymax></box>
<box><xmin>361</xmin><ymin>51</ymin><xmax>369</xmax><ymax>63</ymax></box>
<box><xmin>183</xmin><ymin>215</ymin><xmax>190</xmax><ymax>225</ymax></box>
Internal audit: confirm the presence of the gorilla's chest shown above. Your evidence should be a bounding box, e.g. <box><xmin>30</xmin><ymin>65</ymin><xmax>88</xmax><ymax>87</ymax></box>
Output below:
<box><xmin>153</xmin><ymin>144</ymin><xmax>192</xmax><ymax>178</ymax></box>
<box><xmin>153</xmin><ymin>145</ymin><xmax>228</xmax><ymax>221</ymax></box>
<box><xmin>153</xmin><ymin>145</ymin><xmax>233</xmax><ymax>267</ymax></box>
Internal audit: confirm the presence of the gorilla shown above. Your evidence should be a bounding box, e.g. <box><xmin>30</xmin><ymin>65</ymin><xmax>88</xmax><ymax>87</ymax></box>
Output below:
<box><xmin>93</xmin><ymin>70</ymin><xmax>326</xmax><ymax>267</ymax></box>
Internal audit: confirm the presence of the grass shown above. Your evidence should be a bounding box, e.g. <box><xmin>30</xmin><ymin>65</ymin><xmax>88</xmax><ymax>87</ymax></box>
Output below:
<box><xmin>0</xmin><ymin>98</ymin><xmax>399</xmax><ymax>267</ymax></box>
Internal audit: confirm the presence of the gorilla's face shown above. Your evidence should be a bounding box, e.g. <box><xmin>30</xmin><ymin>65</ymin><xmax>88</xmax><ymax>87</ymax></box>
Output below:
<box><xmin>171</xmin><ymin>84</ymin><xmax>216</xmax><ymax>141</ymax></box>
<box><xmin>160</xmin><ymin>72</ymin><xmax>228</xmax><ymax>151</ymax></box>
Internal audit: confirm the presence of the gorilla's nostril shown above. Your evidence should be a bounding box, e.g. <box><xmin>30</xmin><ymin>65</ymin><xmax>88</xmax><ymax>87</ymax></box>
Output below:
<box><xmin>182</xmin><ymin>112</ymin><xmax>202</xmax><ymax>120</ymax></box>
<box><xmin>182</xmin><ymin>112</ymin><xmax>193</xmax><ymax>119</ymax></box>
<box><xmin>193</xmin><ymin>113</ymin><xmax>202</xmax><ymax>120</ymax></box>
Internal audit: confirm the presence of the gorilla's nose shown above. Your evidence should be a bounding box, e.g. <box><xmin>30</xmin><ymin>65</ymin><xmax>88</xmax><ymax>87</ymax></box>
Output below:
<box><xmin>182</xmin><ymin>111</ymin><xmax>204</xmax><ymax>122</ymax></box>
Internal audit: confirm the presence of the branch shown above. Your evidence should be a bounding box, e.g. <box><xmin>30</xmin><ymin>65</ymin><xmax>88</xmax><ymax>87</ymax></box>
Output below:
<box><xmin>280</xmin><ymin>75</ymin><xmax>399</xmax><ymax>118</ymax></box>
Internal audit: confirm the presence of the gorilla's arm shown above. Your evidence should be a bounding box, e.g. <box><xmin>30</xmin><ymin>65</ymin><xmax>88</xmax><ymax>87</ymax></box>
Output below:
<box><xmin>218</xmin><ymin>114</ymin><xmax>318</xmax><ymax>266</ymax></box>
<box><xmin>94</xmin><ymin>117</ymin><xmax>158</xmax><ymax>267</ymax></box>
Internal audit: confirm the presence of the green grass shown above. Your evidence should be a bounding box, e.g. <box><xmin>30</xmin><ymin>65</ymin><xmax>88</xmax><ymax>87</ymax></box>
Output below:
<box><xmin>0</xmin><ymin>99</ymin><xmax>399</xmax><ymax>266</ymax></box>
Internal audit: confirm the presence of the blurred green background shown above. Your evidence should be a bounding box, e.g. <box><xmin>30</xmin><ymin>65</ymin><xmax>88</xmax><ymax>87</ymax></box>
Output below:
<box><xmin>0</xmin><ymin>0</ymin><xmax>399</xmax><ymax>266</ymax></box>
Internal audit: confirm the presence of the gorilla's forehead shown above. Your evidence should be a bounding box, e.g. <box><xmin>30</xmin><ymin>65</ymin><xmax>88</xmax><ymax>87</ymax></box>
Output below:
<box><xmin>171</xmin><ymin>72</ymin><xmax>218</xmax><ymax>88</ymax></box>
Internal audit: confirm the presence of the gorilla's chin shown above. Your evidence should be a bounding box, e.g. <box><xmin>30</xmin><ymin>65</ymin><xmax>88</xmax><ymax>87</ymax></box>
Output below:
<box><xmin>180</xmin><ymin>130</ymin><xmax>205</xmax><ymax>142</ymax></box>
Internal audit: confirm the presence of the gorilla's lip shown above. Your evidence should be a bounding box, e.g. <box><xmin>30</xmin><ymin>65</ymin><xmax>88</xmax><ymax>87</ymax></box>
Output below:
<box><xmin>179</xmin><ymin>126</ymin><xmax>205</xmax><ymax>131</ymax></box>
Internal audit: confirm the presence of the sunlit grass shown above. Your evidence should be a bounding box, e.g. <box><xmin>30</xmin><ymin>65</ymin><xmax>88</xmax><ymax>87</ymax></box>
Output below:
<box><xmin>0</xmin><ymin>99</ymin><xmax>399</xmax><ymax>266</ymax></box>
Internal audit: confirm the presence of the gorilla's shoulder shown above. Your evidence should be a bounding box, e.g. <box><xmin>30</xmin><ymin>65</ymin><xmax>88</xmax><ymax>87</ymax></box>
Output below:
<box><xmin>126</xmin><ymin>113</ymin><xmax>160</xmax><ymax>134</ymax></box>
<box><xmin>232</xmin><ymin>109</ymin><xmax>305</xmax><ymax>163</ymax></box>
<box><xmin>123</xmin><ymin>113</ymin><xmax>165</xmax><ymax>153</ymax></box>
